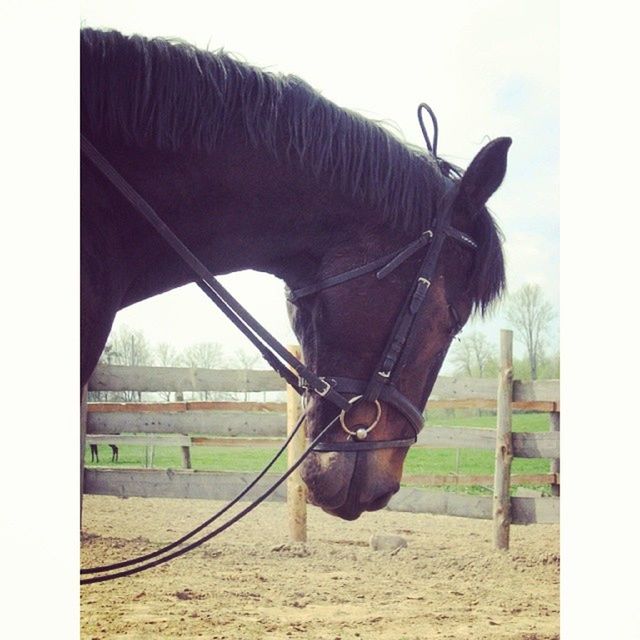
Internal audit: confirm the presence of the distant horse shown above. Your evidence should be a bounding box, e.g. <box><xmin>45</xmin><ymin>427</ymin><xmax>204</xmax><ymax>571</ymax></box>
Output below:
<box><xmin>89</xmin><ymin>444</ymin><xmax>119</xmax><ymax>463</ymax></box>
<box><xmin>81</xmin><ymin>29</ymin><xmax>509</xmax><ymax>520</ymax></box>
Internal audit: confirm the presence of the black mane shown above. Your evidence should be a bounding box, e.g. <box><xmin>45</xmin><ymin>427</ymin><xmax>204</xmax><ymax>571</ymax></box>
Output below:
<box><xmin>80</xmin><ymin>28</ymin><xmax>504</xmax><ymax>312</ymax></box>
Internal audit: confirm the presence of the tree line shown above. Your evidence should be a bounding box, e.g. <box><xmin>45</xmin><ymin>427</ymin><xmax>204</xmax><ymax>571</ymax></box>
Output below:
<box><xmin>88</xmin><ymin>326</ymin><xmax>261</xmax><ymax>402</ymax></box>
<box><xmin>450</xmin><ymin>283</ymin><xmax>558</xmax><ymax>380</ymax></box>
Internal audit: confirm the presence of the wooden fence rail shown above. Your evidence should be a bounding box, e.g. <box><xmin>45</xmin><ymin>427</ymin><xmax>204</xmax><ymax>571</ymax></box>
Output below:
<box><xmin>89</xmin><ymin>364</ymin><xmax>560</xmax><ymax>409</ymax></box>
<box><xmin>85</xmin><ymin>422</ymin><xmax>559</xmax><ymax>459</ymax></box>
<box><xmin>83</xmin><ymin>340</ymin><xmax>560</xmax><ymax>546</ymax></box>
<box><xmin>86</xmin><ymin>400</ymin><xmax>559</xmax><ymax>462</ymax></box>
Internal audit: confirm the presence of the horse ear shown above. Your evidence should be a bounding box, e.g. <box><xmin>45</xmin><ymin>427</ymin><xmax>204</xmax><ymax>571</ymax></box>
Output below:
<box><xmin>457</xmin><ymin>137</ymin><xmax>512</xmax><ymax>210</ymax></box>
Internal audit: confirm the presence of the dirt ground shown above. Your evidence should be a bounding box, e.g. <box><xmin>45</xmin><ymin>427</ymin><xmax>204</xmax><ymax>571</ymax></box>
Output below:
<box><xmin>80</xmin><ymin>495</ymin><xmax>559</xmax><ymax>640</ymax></box>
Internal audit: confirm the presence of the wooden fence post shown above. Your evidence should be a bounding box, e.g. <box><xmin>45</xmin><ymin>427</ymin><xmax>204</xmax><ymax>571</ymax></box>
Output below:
<box><xmin>549</xmin><ymin>411</ymin><xmax>560</xmax><ymax>496</ymax></box>
<box><xmin>493</xmin><ymin>329</ymin><xmax>514</xmax><ymax>550</ymax></box>
<box><xmin>175</xmin><ymin>391</ymin><xmax>192</xmax><ymax>469</ymax></box>
<box><xmin>287</xmin><ymin>345</ymin><xmax>307</xmax><ymax>542</ymax></box>
<box><xmin>181</xmin><ymin>444</ymin><xmax>192</xmax><ymax>469</ymax></box>
<box><xmin>80</xmin><ymin>383</ymin><xmax>88</xmax><ymax>526</ymax></box>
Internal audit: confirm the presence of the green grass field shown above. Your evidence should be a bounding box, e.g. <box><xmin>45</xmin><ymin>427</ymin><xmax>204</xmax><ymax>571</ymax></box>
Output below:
<box><xmin>85</xmin><ymin>411</ymin><xmax>555</xmax><ymax>495</ymax></box>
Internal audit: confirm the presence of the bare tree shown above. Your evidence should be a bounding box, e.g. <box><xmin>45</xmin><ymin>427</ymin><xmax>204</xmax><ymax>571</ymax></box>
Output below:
<box><xmin>451</xmin><ymin>337</ymin><xmax>473</xmax><ymax>377</ymax></box>
<box><xmin>182</xmin><ymin>341</ymin><xmax>225</xmax><ymax>400</ymax></box>
<box><xmin>505</xmin><ymin>284</ymin><xmax>555</xmax><ymax>380</ymax></box>
<box><xmin>155</xmin><ymin>342</ymin><xmax>184</xmax><ymax>401</ymax></box>
<box><xmin>107</xmin><ymin>325</ymin><xmax>154</xmax><ymax>400</ymax></box>
<box><xmin>234</xmin><ymin>348</ymin><xmax>261</xmax><ymax>401</ymax></box>
<box><xmin>450</xmin><ymin>331</ymin><xmax>497</xmax><ymax>378</ymax></box>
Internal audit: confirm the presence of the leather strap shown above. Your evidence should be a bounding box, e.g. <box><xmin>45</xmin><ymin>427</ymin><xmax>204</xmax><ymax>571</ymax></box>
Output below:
<box><xmin>312</xmin><ymin>437</ymin><xmax>417</xmax><ymax>451</ymax></box>
<box><xmin>287</xmin><ymin>230</ymin><xmax>434</xmax><ymax>302</ymax></box>
<box><xmin>363</xmin><ymin>189</ymin><xmax>458</xmax><ymax>404</ymax></box>
<box><xmin>286</xmin><ymin>251</ymin><xmax>395</xmax><ymax>302</ymax></box>
<box><xmin>444</xmin><ymin>226</ymin><xmax>477</xmax><ymax>249</ymax></box>
<box><xmin>319</xmin><ymin>376</ymin><xmax>424</xmax><ymax>436</ymax></box>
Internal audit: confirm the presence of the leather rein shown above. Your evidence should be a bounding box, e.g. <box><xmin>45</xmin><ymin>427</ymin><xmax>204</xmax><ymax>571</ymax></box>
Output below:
<box><xmin>81</xmin><ymin>104</ymin><xmax>477</xmax><ymax>453</ymax></box>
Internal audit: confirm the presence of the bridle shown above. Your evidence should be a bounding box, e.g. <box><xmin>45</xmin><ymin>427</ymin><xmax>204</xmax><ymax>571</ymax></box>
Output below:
<box><xmin>286</xmin><ymin>178</ymin><xmax>477</xmax><ymax>452</ymax></box>
<box><xmin>80</xmin><ymin>103</ymin><xmax>477</xmax><ymax>455</ymax></box>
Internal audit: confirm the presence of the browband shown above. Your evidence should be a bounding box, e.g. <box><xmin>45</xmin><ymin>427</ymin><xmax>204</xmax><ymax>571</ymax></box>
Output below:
<box><xmin>287</xmin><ymin>225</ymin><xmax>476</xmax><ymax>303</ymax></box>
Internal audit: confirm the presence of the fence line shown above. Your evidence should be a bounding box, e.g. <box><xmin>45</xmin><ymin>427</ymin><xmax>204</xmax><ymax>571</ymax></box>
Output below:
<box><xmin>83</xmin><ymin>339</ymin><xmax>560</xmax><ymax>547</ymax></box>
<box><xmin>89</xmin><ymin>363</ymin><xmax>559</xmax><ymax>408</ymax></box>
<box><xmin>83</xmin><ymin>469</ymin><xmax>559</xmax><ymax>526</ymax></box>
<box><xmin>85</xmin><ymin>426</ymin><xmax>559</xmax><ymax>459</ymax></box>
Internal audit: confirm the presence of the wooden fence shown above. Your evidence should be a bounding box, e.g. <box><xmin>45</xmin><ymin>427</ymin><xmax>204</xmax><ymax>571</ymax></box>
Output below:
<box><xmin>82</xmin><ymin>333</ymin><xmax>559</xmax><ymax>548</ymax></box>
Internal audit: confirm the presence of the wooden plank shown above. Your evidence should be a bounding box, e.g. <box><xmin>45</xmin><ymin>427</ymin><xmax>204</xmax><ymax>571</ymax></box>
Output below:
<box><xmin>415</xmin><ymin>427</ymin><xmax>559</xmax><ymax>459</ymax></box>
<box><xmin>83</xmin><ymin>469</ymin><xmax>559</xmax><ymax>523</ymax></box>
<box><xmin>286</xmin><ymin>345</ymin><xmax>307</xmax><ymax>542</ymax></box>
<box><xmin>89</xmin><ymin>364</ymin><xmax>559</xmax><ymax>402</ymax></box>
<box><xmin>511</xmin><ymin>432</ymin><xmax>559</xmax><ymax>459</ymax></box>
<box><xmin>84</xmin><ymin>468</ymin><xmax>287</xmax><ymax>502</ymax></box>
<box><xmin>401</xmin><ymin>473</ymin><xmax>558</xmax><ymax>487</ymax></box>
<box><xmin>181</xmin><ymin>445</ymin><xmax>192</xmax><ymax>470</ymax></box>
<box><xmin>88</xmin><ymin>364</ymin><xmax>285</xmax><ymax>393</ymax></box>
<box><xmin>386</xmin><ymin>487</ymin><xmax>559</xmax><ymax>524</ymax></box>
<box><xmin>427</xmin><ymin>398</ymin><xmax>557</xmax><ymax>412</ymax></box>
<box><xmin>429</xmin><ymin>376</ymin><xmax>498</xmax><ymax>401</ymax></box>
<box><xmin>511</xmin><ymin>496</ymin><xmax>560</xmax><ymax>524</ymax></box>
<box><xmin>428</xmin><ymin>376</ymin><xmax>558</xmax><ymax>406</ymax></box>
<box><xmin>387</xmin><ymin>487</ymin><xmax>493</xmax><ymax>519</ymax></box>
<box><xmin>513</xmin><ymin>379</ymin><xmax>560</xmax><ymax>404</ymax></box>
<box><xmin>89</xmin><ymin>401</ymin><xmax>188</xmax><ymax>413</ymax></box>
<box><xmin>86</xmin><ymin>434</ymin><xmax>191</xmax><ymax>447</ymax></box>
<box><xmin>87</xmin><ymin>427</ymin><xmax>559</xmax><ymax>462</ymax></box>
<box><xmin>190</xmin><ymin>436</ymin><xmax>283</xmax><ymax>447</ymax></box>
<box><xmin>493</xmin><ymin>329</ymin><xmax>514</xmax><ymax>550</ymax></box>
<box><xmin>87</xmin><ymin>410</ymin><xmax>286</xmax><ymax>436</ymax></box>
<box><xmin>417</xmin><ymin>426</ymin><xmax>496</xmax><ymax>450</ymax></box>
<box><xmin>513</xmin><ymin>400</ymin><xmax>558</xmax><ymax>412</ymax></box>
<box><xmin>88</xmin><ymin>401</ymin><xmax>287</xmax><ymax>413</ymax></box>
<box><xmin>87</xmin><ymin>419</ymin><xmax>558</xmax><ymax>458</ymax></box>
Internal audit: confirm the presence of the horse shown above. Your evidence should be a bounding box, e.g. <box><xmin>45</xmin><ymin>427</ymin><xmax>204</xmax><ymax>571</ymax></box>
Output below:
<box><xmin>81</xmin><ymin>28</ymin><xmax>509</xmax><ymax>520</ymax></box>
<box><xmin>89</xmin><ymin>443</ymin><xmax>119</xmax><ymax>463</ymax></box>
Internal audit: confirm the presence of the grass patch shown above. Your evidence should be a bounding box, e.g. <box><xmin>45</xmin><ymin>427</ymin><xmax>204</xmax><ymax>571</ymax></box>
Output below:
<box><xmin>425</xmin><ymin>410</ymin><xmax>549</xmax><ymax>432</ymax></box>
<box><xmin>85</xmin><ymin>412</ymin><xmax>555</xmax><ymax>496</ymax></box>
<box><xmin>85</xmin><ymin>445</ymin><xmax>288</xmax><ymax>473</ymax></box>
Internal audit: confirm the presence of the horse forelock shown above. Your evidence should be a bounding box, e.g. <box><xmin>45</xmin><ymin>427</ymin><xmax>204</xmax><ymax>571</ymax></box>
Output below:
<box><xmin>80</xmin><ymin>27</ymin><xmax>505</xmax><ymax>312</ymax></box>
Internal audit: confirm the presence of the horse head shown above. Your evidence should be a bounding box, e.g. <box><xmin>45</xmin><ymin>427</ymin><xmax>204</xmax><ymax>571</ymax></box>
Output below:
<box><xmin>287</xmin><ymin>137</ymin><xmax>510</xmax><ymax>520</ymax></box>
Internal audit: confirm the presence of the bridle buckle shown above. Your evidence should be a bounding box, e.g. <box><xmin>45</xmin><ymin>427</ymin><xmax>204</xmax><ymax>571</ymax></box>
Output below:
<box><xmin>316</xmin><ymin>377</ymin><xmax>332</xmax><ymax>397</ymax></box>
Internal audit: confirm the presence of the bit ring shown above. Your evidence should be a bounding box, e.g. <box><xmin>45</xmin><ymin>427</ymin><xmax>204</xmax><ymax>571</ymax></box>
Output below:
<box><xmin>339</xmin><ymin>396</ymin><xmax>382</xmax><ymax>440</ymax></box>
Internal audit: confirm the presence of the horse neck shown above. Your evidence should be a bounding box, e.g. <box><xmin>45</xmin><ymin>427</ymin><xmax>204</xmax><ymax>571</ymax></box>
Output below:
<box><xmin>106</xmin><ymin>140</ymin><xmax>364</xmax><ymax>307</ymax></box>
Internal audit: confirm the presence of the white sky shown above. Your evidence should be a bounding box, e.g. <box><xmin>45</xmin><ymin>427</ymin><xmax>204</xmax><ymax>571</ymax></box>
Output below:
<box><xmin>79</xmin><ymin>0</ymin><xmax>560</xmax><ymax>368</ymax></box>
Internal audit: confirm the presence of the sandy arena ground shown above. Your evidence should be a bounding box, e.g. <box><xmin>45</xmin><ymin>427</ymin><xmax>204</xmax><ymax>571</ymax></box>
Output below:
<box><xmin>81</xmin><ymin>495</ymin><xmax>559</xmax><ymax>639</ymax></box>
